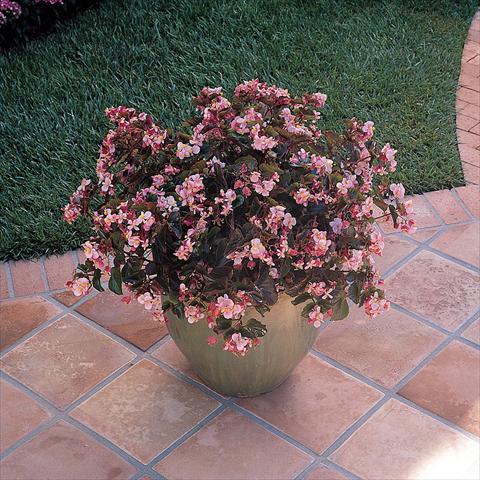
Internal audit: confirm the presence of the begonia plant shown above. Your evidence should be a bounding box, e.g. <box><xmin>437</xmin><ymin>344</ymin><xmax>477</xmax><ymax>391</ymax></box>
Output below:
<box><xmin>64</xmin><ymin>80</ymin><xmax>415</xmax><ymax>356</ymax></box>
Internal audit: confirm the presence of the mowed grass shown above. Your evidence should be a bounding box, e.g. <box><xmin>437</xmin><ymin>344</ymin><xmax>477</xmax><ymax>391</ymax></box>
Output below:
<box><xmin>0</xmin><ymin>0</ymin><xmax>476</xmax><ymax>260</ymax></box>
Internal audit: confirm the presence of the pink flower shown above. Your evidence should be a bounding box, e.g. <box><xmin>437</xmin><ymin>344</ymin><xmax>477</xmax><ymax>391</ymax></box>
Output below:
<box><xmin>252</xmin><ymin>134</ymin><xmax>278</xmax><ymax>152</ymax></box>
<box><xmin>142</xmin><ymin>125</ymin><xmax>167</xmax><ymax>154</ymax></box>
<box><xmin>184</xmin><ymin>305</ymin><xmax>205</xmax><ymax>324</ymax></box>
<box><xmin>176</xmin><ymin>142</ymin><xmax>200</xmax><ymax>159</ymax></box>
<box><xmin>362</xmin><ymin>121</ymin><xmax>374</xmax><ymax>140</ymax></box>
<box><xmin>207</xmin><ymin>335</ymin><xmax>218</xmax><ymax>346</ymax></box>
<box><xmin>344</xmin><ymin>250</ymin><xmax>364</xmax><ymax>271</ymax></box>
<box><xmin>283</xmin><ymin>212</ymin><xmax>296</xmax><ymax>229</ymax></box>
<box><xmin>308</xmin><ymin>306</ymin><xmax>324</xmax><ymax>328</ymax></box>
<box><xmin>223</xmin><ymin>332</ymin><xmax>253</xmax><ymax>356</ymax></box>
<box><xmin>364</xmin><ymin>292</ymin><xmax>390</xmax><ymax>318</ymax></box>
<box><xmin>293</xmin><ymin>188</ymin><xmax>311</xmax><ymax>206</ymax></box>
<box><xmin>390</xmin><ymin>183</ymin><xmax>405</xmax><ymax>200</ymax></box>
<box><xmin>67</xmin><ymin>277</ymin><xmax>90</xmax><ymax>297</ymax></box>
<box><xmin>306</xmin><ymin>282</ymin><xmax>334</xmax><ymax>299</ymax></box>
<box><xmin>250</xmin><ymin>238</ymin><xmax>267</xmax><ymax>259</ymax></box>
<box><xmin>381</xmin><ymin>143</ymin><xmax>397</xmax><ymax>172</ymax></box>
<box><xmin>369</xmin><ymin>229</ymin><xmax>384</xmax><ymax>256</ymax></box>
<box><xmin>231</xmin><ymin>116</ymin><xmax>249</xmax><ymax>134</ymax></box>
<box><xmin>137</xmin><ymin>292</ymin><xmax>158</xmax><ymax>310</ymax></box>
<box><xmin>310</xmin><ymin>229</ymin><xmax>331</xmax><ymax>256</ymax></box>
<box><xmin>216</xmin><ymin>294</ymin><xmax>243</xmax><ymax>319</ymax></box>
<box><xmin>175</xmin><ymin>238</ymin><xmax>195</xmax><ymax>260</ymax></box>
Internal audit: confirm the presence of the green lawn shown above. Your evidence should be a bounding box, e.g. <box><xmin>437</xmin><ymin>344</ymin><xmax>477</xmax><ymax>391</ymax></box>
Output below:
<box><xmin>0</xmin><ymin>0</ymin><xmax>476</xmax><ymax>260</ymax></box>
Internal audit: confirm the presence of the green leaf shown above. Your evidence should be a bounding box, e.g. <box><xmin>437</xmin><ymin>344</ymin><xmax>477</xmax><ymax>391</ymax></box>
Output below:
<box><xmin>292</xmin><ymin>292</ymin><xmax>311</xmax><ymax>305</ymax></box>
<box><xmin>388</xmin><ymin>204</ymin><xmax>399</xmax><ymax>228</ymax></box>
<box><xmin>348</xmin><ymin>283</ymin><xmax>361</xmax><ymax>304</ymax></box>
<box><xmin>108</xmin><ymin>266</ymin><xmax>123</xmax><ymax>295</ymax></box>
<box><xmin>241</xmin><ymin>318</ymin><xmax>267</xmax><ymax>338</ymax></box>
<box><xmin>255</xmin><ymin>304</ymin><xmax>270</xmax><ymax>316</ymax></box>
<box><xmin>332</xmin><ymin>297</ymin><xmax>349</xmax><ymax>321</ymax></box>
<box><xmin>92</xmin><ymin>269</ymin><xmax>104</xmax><ymax>292</ymax></box>
<box><xmin>255</xmin><ymin>264</ymin><xmax>278</xmax><ymax>305</ymax></box>
<box><xmin>301</xmin><ymin>302</ymin><xmax>316</xmax><ymax>317</ymax></box>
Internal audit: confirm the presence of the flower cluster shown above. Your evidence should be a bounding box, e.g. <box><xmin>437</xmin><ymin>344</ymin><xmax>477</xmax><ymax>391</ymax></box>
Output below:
<box><xmin>0</xmin><ymin>0</ymin><xmax>63</xmax><ymax>25</ymax></box>
<box><xmin>65</xmin><ymin>80</ymin><xmax>415</xmax><ymax>355</ymax></box>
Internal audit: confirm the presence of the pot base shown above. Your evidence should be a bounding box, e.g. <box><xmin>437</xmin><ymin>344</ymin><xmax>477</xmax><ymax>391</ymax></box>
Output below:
<box><xmin>166</xmin><ymin>295</ymin><xmax>319</xmax><ymax>397</ymax></box>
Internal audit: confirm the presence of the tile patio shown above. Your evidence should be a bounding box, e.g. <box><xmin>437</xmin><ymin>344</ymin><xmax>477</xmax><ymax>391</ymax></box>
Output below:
<box><xmin>0</xmin><ymin>11</ymin><xmax>479</xmax><ymax>480</ymax></box>
<box><xmin>1</xmin><ymin>182</ymin><xmax>478</xmax><ymax>479</ymax></box>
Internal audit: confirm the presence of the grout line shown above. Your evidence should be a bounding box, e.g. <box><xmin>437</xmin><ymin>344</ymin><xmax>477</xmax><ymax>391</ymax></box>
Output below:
<box><xmin>229</xmin><ymin>401</ymin><xmax>321</xmax><ymax>458</ymax></box>
<box><xmin>142</xmin><ymin>405</ymin><xmax>227</xmax><ymax>470</ymax></box>
<box><xmin>293</xmin><ymin>458</ymin><xmax>361</xmax><ymax>480</ymax></box>
<box><xmin>389</xmin><ymin>302</ymin><xmax>453</xmax><ymax>335</ymax></box>
<box><xmin>320</xmin><ymin>395</ymin><xmax>391</xmax><ymax>458</ymax></box>
<box><xmin>3</xmin><ymin>261</ymin><xmax>14</xmax><ymax>298</ymax></box>
<box><xmin>381</xmin><ymin>225</ymin><xmax>480</xmax><ymax>280</ymax></box>
<box><xmin>451</xmin><ymin>187</ymin><xmax>477</xmax><ymax>220</ymax></box>
<box><xmin>145</xmin><ymin>331</ymin><xmax>172</xmax><ymax>354</ymax></box>
<box><xmin>38</xmin><ymin>255</ymin><xmax>50</xmax><ymax>292</ymax></box>
<box><xmin>0</xmin><ymin>311</ymin><xmax>74</xmax><ymax>358</ymax></box>
<box><xmin>71</xmin><ymin>248</ymin><xmax>81</xmax><ymax>265</ymax></box>
<box><xmin>393</xmin><ymin>395</ymin><xmax>480</xmax><ymax>443</ymax></box>
<box><xmin>420</xmin><ymin>192</ymin><xmax>446</xmax><ymax>226</ymax></box>
<box><xmin>309</xmin><ymin>350</ymin><xmax>388</xmax><ymax>393</ymax></box>
<box><xmin>422</xmin><ymin>243</ymin><xmax>480</xmax><ymax>273</ymax></box>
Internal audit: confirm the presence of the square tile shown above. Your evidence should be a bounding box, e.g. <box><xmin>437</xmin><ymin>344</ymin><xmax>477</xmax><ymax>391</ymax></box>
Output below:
<box><xmin>430</xmin><ymin>223</ymin><xmax>480</xmax><ymax>268</ymax></box>
<box><xmin>10</xmin><ymin>260</ymin><xmax>46</xmax><ymax>296</ymax></box>
<box><xmin>52</xmin><ymin>290</ymin><xmax>83</xmax><ymax>307</ymax></box>
<box><xmin>374</xmin><ymin>235</ymin><xmax>416</xmax><ymax>276</ymax></box>
<box><xmin>237</xmin><ymin>354</ymin><xmax>382</xmax><ymax>453</ymax></box>
<box><xmin>408</xmin><ymin>228</ymin><xmax>439</xmax><ymax>243</ymax></box>
<box><xmin>44</xmin><ymin>253</ymin><xmax>76</xmax><ymax>291</ymax></box>
<box><xmin>399</xmin><ymin>341</ymin><xmax>480</xmax><ymax>436</ymax></box>
<box><xmin>0</xmin><ymin>421</ymin><xmax>136</xmax><ymax>479</ymax></box>
<box><xmin>0</xmin><ymin>263</ymin><xmax>9</xmax><ymax>299</ymax></box>
<box><xmin>463</xmin><ymin>162</ymin><xmax>480</xmax><ymax>184</ymax></box>
<box><xmin>331</xmin><ymin>399</ymin><xmax>479</xmax><ymax>480</ymax></box>
<box><xmin>425</xmin><ymin>190</ymin><xmax>470</xmax><ymax>224</ymax></box>
<box><xmin>154</xmin><ymin>410</ymin><xmax>312</xmax><ymax>479</ymax></box>
<box><xmin>456</xmin><ymin>185</ymin><xmax>479</xmax><ymax>217</ymax></box>
<box><xmin>76</xmin><ymin>291</ymin><xmax>168</xmax><ymax>351</ymax></box>
<box><xmin>0</xmin><ymin>314</ymin><xmax>135</xmax><ymax>409</ymax></box>
<box><xmin>152</xmin><ymin>339</ymin><xmax>229</xmax><ymax>398</ymax></box>
<box><xmin>462</xmin><ymin>319</ymin><xmax>480</xmax><ymax>344</ymax></box>
<box><xmin>385</xmin><ymin>251</ymin><xmax>480</xmax><ymax>330</ymax></box>
<box><xmin>70</xmin><ymin>360</ymin><xmax>220</xmax><ymax>464</ymax></box>
<box><xmin>151</xmin><ymin>338</ymin><xmax>199</xmax><ymax>381</ymax></box>
<box><xmin>0</xmin><ymin>379</ymin><xmax>51</xmax><ymax>452</ymax></box>
<box><xmin>0</xmin><ymin>297</ymin><xmax>61</xmax><ymax>352</ymax></box>
<box><xmin>314</xmin><ymin>307</ymin><xmax>445</xmax><ymax>388</ymax></box>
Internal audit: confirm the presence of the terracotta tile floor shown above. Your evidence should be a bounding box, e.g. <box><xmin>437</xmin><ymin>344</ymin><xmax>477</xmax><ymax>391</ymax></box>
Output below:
<box><xmin>0</xmin><ymin>12</ymin><xmax>479</xmax><ymax>478</ymax></box>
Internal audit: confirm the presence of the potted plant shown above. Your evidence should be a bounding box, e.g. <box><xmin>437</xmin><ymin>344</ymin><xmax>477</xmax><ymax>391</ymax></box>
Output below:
<box><xmin>64</xmin><ymin>80</ymin><xmax>415</xmax><ymax>396</ymax></box>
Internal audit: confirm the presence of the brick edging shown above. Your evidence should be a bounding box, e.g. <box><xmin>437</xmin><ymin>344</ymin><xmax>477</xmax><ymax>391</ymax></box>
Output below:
<box><xmin>456</xmin><ymin>9</ymin><xmax>480</xmax><ymax>185</ymax></box>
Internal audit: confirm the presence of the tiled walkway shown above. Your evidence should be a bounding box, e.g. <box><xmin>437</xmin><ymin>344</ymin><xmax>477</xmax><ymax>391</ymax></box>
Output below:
<box><xmin>1</xmin><ymin>185</ymin><xmax>478</xmax><ymax>480</ymax></box>
<box><xmin>1</xmin><ymin>13</ymin><xmax>480</xmax><ymax>480</ymax></box>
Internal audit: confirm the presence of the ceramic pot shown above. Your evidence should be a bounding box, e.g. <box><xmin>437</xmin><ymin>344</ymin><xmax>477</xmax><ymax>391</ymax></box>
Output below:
<box><xmin>166</xmin><ymin>295</ymin><xmax>319</xmax><ymax>397</ymax></box>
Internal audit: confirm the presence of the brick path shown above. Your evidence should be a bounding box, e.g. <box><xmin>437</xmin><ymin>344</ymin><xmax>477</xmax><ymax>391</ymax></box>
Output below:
<box><xmin>457</xmin><ymin>11</ymin><xmax>480</xmax><ymax>184</ymax></box>
<box><xmin>1</xmin><ymin>13</ymin><xmax>480</xmax><ymax>480</ymax></box>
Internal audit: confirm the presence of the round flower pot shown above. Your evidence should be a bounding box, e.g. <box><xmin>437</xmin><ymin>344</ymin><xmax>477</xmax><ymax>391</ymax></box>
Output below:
<box><xmin>166</xmin><ymin>295</ymin><xmax>319</xmax><ymax>397</ymax></box>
